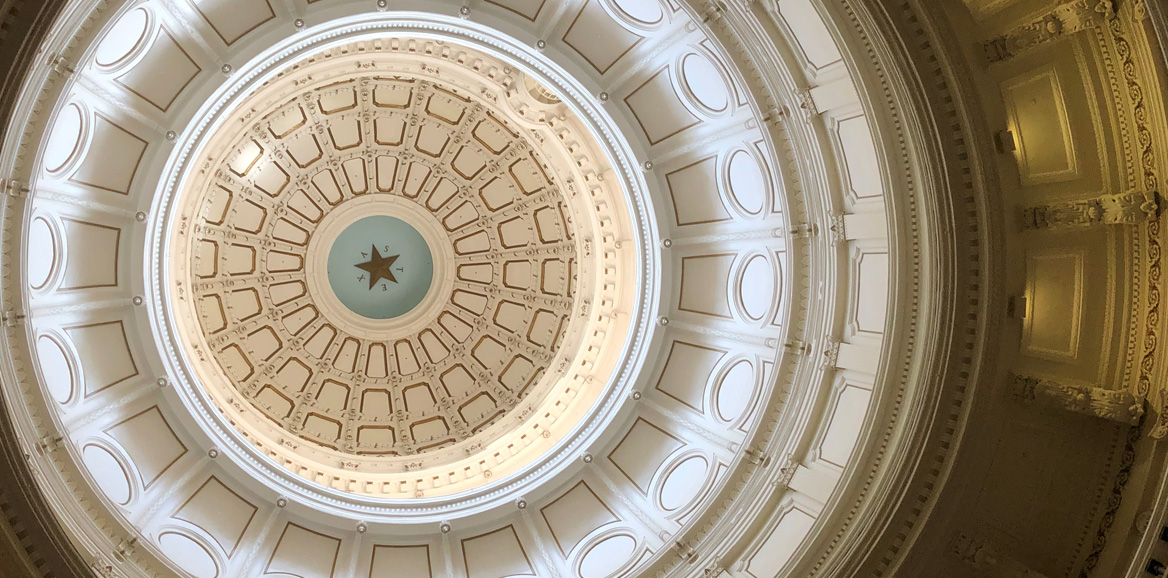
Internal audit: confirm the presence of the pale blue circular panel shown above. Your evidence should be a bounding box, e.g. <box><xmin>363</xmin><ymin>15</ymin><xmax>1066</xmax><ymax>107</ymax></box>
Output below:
<box><xmin>326</xmin><ymin>216</ymin><xmax>434</xmax><ymax>319</ymax></box>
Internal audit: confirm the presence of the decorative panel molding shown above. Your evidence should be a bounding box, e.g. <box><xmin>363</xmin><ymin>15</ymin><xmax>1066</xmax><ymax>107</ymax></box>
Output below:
<box><xmin>814</xmin><ymin>381</ymin><xmax>873</xmax><ymax>469</ymax></box>
<box><xmin>114</xmin><ymin>29</ymin><xmax>201</xmax><ymax>111</ymax></box>
<box><xmin>624</xmin><ymin>67</ymin><xmax>701</xmax><ymax>145</ymax></box>
<box><xmin>460</xmin><ymin>526</ymin><xmax>536</xmax><ymax>578</ymax></box>
<box><xmin>678</xmin><ymin>254</ymin><xmax>736</xmax><ymax>319</ymax></box>
<box><xmin>1021</xmin><ymin>251</ymin><xmax>1085</xmax><ymax>361</ymax></box>
<box><xmin>191</xmin><ymin>0</ymin><xmax>276</xmax><ymax>46</ymax></box>
<box><xmin>369</xmin><ymin>545</ymin><xmax>433</xmax><ymax>578</ymax></box>
<box><xmin>58</xmin><ymin>218</ymin><xmax>120</xmax><ymax>291</ymax></box>
<box><xmin>104</xmin><ymin>407</ymin><xmax>188</xmax><ymax>489</ymax></box>
<box><xmin>608</xmin><ymin>418</ymin><xmax>686</xmax><ymax>494</ymax></box>
<box><xmin>834</xmin><ymin>115</ymin><xmax>883</xmax><ymax>201</ymax></box>
<box><xmin>67</xmin><ymin>114</ymin><xmax>147</xmax><ymax>195</ymax></box>
<box><xmin>172</xmin><ymin>477</ymin><xmax>259</xmax><ymax>557</ymax></box>
<box><xmin>773</xmin><ymin>0</ymin><xmax>843</xmax><ymax>70</ymax></box>
<box><xmin>540</xmin><ymin>481</ymin><xmax>620</xmax><ymax>555</ymax></box>
<box><xmin>63</xmin><ymin>321</ymin><xmax>138</xmax><ymax>397</ymax></box>
<box><xmin>264</xmin><ymin>523</ymin><xmax>342</xmax><ymax>578</ymax></box>
<box><xmin>744</xmin><ymin>505</ymin><xmax>817</xmax><ymax>577</ymax></box>
<box><xmin>1001</xmin><ymin>65</ymin><xmax>1079</xmax><ymax>185</ymax></box>
<box><xmin>562</xmin><ymin>0</ymin><xmax>643</xmax><ymax>74</ymax></box>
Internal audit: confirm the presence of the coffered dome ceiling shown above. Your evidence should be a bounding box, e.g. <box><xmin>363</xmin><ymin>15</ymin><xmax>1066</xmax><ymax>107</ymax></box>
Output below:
<box><xmin>7</xmin><ymin>0</ymin><xmax>1163</xmax><ymax>577</ymax></box>
<box><xmin>169</xmin><ymin>41</ymin><xmax>620</xmax><ymax>480</ymax></box>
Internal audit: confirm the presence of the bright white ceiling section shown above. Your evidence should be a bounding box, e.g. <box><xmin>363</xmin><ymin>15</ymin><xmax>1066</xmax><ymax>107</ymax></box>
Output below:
<box><xmin>1</xmin><ymin>2</ymin><xmax>913</xmax><ymax>578</ymax></box>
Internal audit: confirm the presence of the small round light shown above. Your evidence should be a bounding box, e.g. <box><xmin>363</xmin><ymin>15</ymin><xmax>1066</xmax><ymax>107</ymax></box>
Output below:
<box><xmin>135</xmin><ymin>212</ymin><xmax>147</xmax><ymax>222</ymax></box>
<box><xmin>356</xmin><ymin>522</ymin><xmax>368</xmax><ymax>534</ymax></box>
<box><xmin>165</xmin><ymin>130</ymin><xmax>177</xmax><ymax>141</ymax></box>
<box><xmin>276</xmin><ymin>497</ymin><xmax>288</xmax><ymax>508</ymax></box>
<box><xmin>658</xmin><ymin>316</ymin><xmax>670</xmax><ymax>326</ymax></box>
<box><xmin>208</xmin><ymin>449</ymin><xmax>219</xmax><ymax>459</ymax></box>
<box><xmin>516</xmin><ymin>499</ymin><xmax>527</xmax><ymax>510</ymax></box>
<box><xmin>156</xmin><ymin>377</ymin><xmax>168</xmax><ymax>388</ymax></box>
<box><xmin>631</xmin><ymin>391</ymin><xmax>642</xmax><ymax>401</ymax></box>
<box><xmin>661</xmin><ymin>239</ymin><xmax>673</xmax><ymax>248</ymax></box>
<box><xmin>536</xmin><ymin>39</ymin><xmax>547</xmax><ymax>50</ymax></box>
<box><xmin>642</xmin><ymin>161</ymin><xmax>654</xmax><ymax>171</ymax></box>
<box><xmin>440</xmin><ymin>522</ymin><xmax>452</xmax><ymax>533</ymax></box>
<box><xmin>132</xmin><ymin>296</ymin><xmax>143</xmax><ymax>306</ymax></box>
<box><xmin>582</xmin><ymin>453</ymin><xmax>593</xmax><ymax>463</ymax></box>
<box><xmin>459</xmin><ymin>5</ymin><xmax>470</xmax><ymax>16</ymax></box>
<box><xmin>598</xmin><ymin>92</ymin><xmax>609</xmax><ymax>102</ymax></box>
<box><xmin>221</xmin><ymin>64</ymin><xmax>233</xmax><ymax>74</ymax></box>
<box><xmin>293</xmin><ymin>18</ymin><xmax>305</xmax><ymax>29</ymax></box>
<box><xmin>376</xmin><ymin>0</ymin><xmax>388</xmax><ymax>7</ymax></box>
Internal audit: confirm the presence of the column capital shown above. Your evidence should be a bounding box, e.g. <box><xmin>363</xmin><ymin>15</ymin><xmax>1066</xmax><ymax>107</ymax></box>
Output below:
<box><xmin>981</xmin><ymin>0</ymin><xmax>1115</xmax><ymax>63</ymax></box>
<box><xmin>1021</xmin><ymin>190</ymin><xmax>1161</xmax><ymax>230</ymax></box>
<box><xmin>1010</xmin><ymin>373</ymin><xmax>1144</xmax><ymax>425</ymax></box>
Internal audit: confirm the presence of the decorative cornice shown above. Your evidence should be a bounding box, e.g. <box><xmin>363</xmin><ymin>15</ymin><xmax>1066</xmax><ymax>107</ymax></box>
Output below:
<box><xmin>1079</xmin><ymin>422</ymin><xmax>1141</xmax><ymax>577</ymax></box>
<box><xmin>1107</xmin><ymin>0</ymin><xmax>1168</xmax><ymax>436</ymax></box>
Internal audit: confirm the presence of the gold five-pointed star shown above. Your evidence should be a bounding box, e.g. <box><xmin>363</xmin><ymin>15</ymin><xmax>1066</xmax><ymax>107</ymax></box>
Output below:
<box><xmin>355</xmin><ymin>245</ymin><xmax>400</xmax><ymax>289</ymax></box>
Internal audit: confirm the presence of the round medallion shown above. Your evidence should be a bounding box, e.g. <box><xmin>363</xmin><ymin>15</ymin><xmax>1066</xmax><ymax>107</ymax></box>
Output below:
<box><xmin>325</xmin><ymin>216</ymin><xmax>434</xmax><ymax>320</ymax></box>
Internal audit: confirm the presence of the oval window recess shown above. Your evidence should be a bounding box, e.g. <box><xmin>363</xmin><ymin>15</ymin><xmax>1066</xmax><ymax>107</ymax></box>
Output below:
<box><xmin>610</xmin><ymin>0</ymin><xmax>664</xmax><ymax>26</ymax></box>
<box><xmin>43</xmin><ymin>104</ymin><xmax>85</xmax><ymax>174</ymax></box>
<box><xmin>28</xmin><ymin>217</ymin><xmax>58</xmax><ymax>290</ymax></box>
<box><xmin>727</xmin><ymin>150</ymin><xmax>767</xmax><ymax>215</ymax></box>
<box><xmin>715</xmin><ymin>360</ymin><xmax>755</xmax><ymax>423</ymax></box>
<box><xmin>94</xmin><ymin>8</ymin><xmax>150</xmax><ymax>68</ymax></box>
<box><xmin>739</xmin><ymin>255</ymin><xmax>775</xmax><ymax>321</ymax></box>
<box><xmin>580</xmin><ymin>534</ymin><xmax>638</xmax><ymax>578</ymax></box>
<box><xmin>682</xmin><ymin>53</ymin><xmax>730</xmax><ymax>113</ymax></box>
<box><xmin>659</xmin><ymin>455</ymin><xmax>709</xmax><ymax>511</ymax></box>
<box><xmin>81</xmin><ymin>445</ymin><xmax>132</xmax><ymax>505</ymax></box>
<box><xmin>36</xmin><ymin>336</ymin><xmax>75</xmax><ymax>404</ymax></box>
<box><xmin>157</xmin><ymin>532</ymin><xmax>219</xmax><ymax>578</ymax></box>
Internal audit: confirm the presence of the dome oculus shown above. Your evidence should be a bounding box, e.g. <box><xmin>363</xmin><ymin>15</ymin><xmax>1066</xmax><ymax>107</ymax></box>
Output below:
<box><xmin>326</xmin><ymin>216</ymin><xmax>434</xmax><ymax>320</ymax></box>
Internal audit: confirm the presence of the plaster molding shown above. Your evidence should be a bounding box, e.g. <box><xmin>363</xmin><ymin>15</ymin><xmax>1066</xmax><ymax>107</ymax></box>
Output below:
<box><xmin>1010</xmin><ymin>372</ymin><xmax>1145</xmax><ymax>425</ymax></box>
<box><xmin>980</xmin><ymin>0</ymin><xmax>1115</xmax><ymax>64</ymax></box>
<box><xmin>1021</xmin><ymin>190</ymin><xmax>1162</xmax><ymax>230</ymax></box>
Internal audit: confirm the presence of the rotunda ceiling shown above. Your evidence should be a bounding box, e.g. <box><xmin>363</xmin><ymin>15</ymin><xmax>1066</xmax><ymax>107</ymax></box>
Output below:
<box><xmin>167</xmin><ymin>41</ymin><xmax>605</xmax><ymax>470</ymax></box>
<box><xmin>143</xmin><ymin>31</ymin><xmax>646</xmax><ymax>503</ymax></box>
<box><xmin>0</xmin><ymin>0</ymin><xmax>951</xmax><ymax>577</ymax></box>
